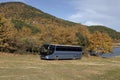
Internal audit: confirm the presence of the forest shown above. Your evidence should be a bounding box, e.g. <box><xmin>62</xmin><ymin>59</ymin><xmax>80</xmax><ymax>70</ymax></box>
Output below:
<box><xmin>0</xmin><ymin>2</ymin><xmax>119</xmax><ymax>55</ymax></box>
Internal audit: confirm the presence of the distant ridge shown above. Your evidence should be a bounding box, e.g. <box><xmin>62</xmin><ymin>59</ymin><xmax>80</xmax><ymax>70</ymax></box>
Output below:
<box><xmin>88</xmin><ymin>25</ymin><xmax>120</xmax><ymax>39</ymax></box>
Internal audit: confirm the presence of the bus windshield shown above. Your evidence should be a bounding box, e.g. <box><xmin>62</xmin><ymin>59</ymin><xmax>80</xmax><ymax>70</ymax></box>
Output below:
<box><xmin>40</xmin><ymin>45</ymin><xmax>49</xmax><ymax>55</ymax></box>
<box><xmin>40</xmin><ymin>44</ymin><xmax>55</xmax><ymax>55</ymax></box>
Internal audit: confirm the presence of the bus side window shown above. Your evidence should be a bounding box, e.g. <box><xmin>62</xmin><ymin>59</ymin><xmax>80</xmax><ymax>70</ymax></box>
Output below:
<box><xmin>56</xmin><ymin>46</ymin><xmax>63</xmax><ymax>51</ymax></box>
<box><xmin>79</xmin><ymin>47</ymin><xmax>82</xmax><ymax>51</ymax></box>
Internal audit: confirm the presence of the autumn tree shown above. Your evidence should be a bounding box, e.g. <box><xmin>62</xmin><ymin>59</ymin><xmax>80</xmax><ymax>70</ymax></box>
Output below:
<box><xmin>0</xmin><ymin>15</ymin><xmax>17</xmax><ymax>52</ymax></box>
<box><xmin>39</xmin><ymin>26</ymin><xmax>78</xmax><ymax>45</ymax></box>
<box><xmin>39</xmin><ymin>26</ymin><xmax>54</xmax><ymax>44</ymax></box>
<box><xmin>89</xmin><ymin>31</ymin><xmax>112</xmax><ymax>54</ymax></box>
<box><xmin>52</xmin><ymin>27</ymin><xmax>78</xmax><ymax>45</ymax></box>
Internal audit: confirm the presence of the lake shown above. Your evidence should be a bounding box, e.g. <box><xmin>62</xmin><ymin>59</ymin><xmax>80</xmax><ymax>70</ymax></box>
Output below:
<box><xmin>102</xmin><ymin>47</ymin><xmax>120</xmax><ymax>58</ymax></box>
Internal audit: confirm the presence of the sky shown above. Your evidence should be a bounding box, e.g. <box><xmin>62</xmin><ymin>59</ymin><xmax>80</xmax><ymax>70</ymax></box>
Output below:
<box><xmin>0</xmin><ymin>0</ymin><xmax>120</xmax><ymax>32</ymax></box>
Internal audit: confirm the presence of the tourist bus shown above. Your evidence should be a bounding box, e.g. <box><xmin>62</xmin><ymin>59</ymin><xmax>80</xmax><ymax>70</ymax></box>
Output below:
<box><xmin>40</xmin><ymin>44</ymin><xmax>82</xmax><ymax>60</ymax></box>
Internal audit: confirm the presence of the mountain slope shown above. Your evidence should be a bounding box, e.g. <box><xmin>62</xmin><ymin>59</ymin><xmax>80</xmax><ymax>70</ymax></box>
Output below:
<box><xmin>0</xmin><ymin>2</ymin><xmax>90</xmax><ymax>53</ymax></box>
<box><xmin>88</xmin><ymin>25</ymin><xmax>120</xmax><ymax>39</ymax></box>
<box><xmin>0</xmin><ymin>2</ymin><xmax>119</xmax><ymax>54</ymax></box>
<box><xmin>0</xmin><ymin>2</ymin><xmax>80</xmax><ymax>28</ymax></box>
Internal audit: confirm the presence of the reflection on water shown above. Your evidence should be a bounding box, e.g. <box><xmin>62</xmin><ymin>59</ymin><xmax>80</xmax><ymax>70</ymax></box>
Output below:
<box><xmin>102</xmin><ymin>47</ymin><xmax>120</xmax><ymax>58</ymax></box>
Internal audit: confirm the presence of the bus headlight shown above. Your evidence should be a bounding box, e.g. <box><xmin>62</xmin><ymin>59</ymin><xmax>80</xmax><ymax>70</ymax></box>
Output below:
<box><xmin>46</xmin><ymin>56</ymin><xmax>49</xmax><ymax>59</ymax></box>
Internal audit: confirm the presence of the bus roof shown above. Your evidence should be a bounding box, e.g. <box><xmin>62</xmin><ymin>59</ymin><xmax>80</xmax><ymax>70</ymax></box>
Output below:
<box><xmin>44</xmin><ymin>44</ymin><xmax>82</xmax><ymax>47</ymax></box>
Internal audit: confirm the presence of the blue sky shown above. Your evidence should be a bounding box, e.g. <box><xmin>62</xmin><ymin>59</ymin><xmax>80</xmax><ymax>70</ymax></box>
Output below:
<box><xmin>0</xmin><ymin>0</ymin><xmax>120</xmax><ymax>32</ymax></box>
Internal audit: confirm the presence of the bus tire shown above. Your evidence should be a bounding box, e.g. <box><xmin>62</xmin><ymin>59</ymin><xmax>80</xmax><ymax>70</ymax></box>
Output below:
<box><xmin>55</xmin><ymin>56</ymin><xmax>59</xmax><ymax>60</ymax></box>
<box><xmin>73</xmin><ymin>56</ymin><xmax>76</xmax><ymax>60</ymax></box>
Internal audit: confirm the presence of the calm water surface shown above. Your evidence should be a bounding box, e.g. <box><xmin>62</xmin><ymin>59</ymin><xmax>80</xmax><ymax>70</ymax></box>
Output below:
<box><xmin>102</xmin><ymin>47</ymin><xmax>120</xmax><ymax>58</ymax></box>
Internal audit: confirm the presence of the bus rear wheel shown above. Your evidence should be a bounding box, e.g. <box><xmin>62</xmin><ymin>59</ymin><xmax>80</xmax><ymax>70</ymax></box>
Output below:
<box><xmin>55</xmin><ymin>56</ymin><xmax>59</xmax><ymax>60</ymax></box>
<box><xmin>73</xmin><ymin>56</ymin><xmax>76</xmax><ymax>60</ymax></box>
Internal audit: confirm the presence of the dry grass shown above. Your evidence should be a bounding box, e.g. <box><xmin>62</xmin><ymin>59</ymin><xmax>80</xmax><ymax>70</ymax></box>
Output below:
<box><xmin>0</xmin><ymin>53</ymin><xmax>120</xmax><ymax>80</ymax></box>
<box><xmin>0</xmin><ymin>52</ymin><xmax>20</xmax><ymax>56</ymax></box>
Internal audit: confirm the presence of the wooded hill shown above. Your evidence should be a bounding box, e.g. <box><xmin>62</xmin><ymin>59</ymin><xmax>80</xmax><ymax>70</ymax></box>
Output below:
<box><xmin>0</xmin><ymin>2</ymin><xmax>119</xmax><ymax>54</ymax></box>
<box><xmin>88</xmin><ymin>25</ymin><xmax>120</xmax><ymax>40</ymax></box>
<box><xmin>0</xmin><ymin>2</ymin><xmax>80</xmax><ymax>28</ymax></box>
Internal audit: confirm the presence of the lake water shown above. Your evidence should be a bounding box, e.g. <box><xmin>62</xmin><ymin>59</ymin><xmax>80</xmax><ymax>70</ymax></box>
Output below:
<box><xmin>102</xmin><ymin>47</ymin><xmax>120</xmax><ymax>58</ymax></box>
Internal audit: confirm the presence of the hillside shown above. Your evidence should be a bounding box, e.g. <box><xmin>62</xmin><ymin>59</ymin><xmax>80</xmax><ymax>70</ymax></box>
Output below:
<box><xmin>0</xmin><ymin>2</ymin><xmax>90</xmax><ymax>53</ymax></box>
<box><xmin>0</xmin><ymin>2</ymin><xmax>119</xmax><ymax>54</ymax></box>
<box><xmin>88</xmin><ymin>25</ymin><xmax>120</xmax><ymax>40</ymax></box>
<box><xmin>0</xmin><ymin>2</ymin><xmax>80</xmax><ymax>28</ymax></box>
